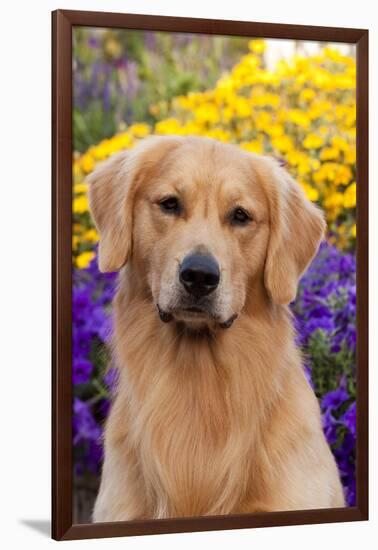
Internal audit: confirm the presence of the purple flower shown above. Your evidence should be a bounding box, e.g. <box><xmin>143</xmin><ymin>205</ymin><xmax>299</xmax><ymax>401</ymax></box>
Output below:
<box><xmin>322</xmin><ymin>409</ymin><xmax>339</xmax><ymax>445</ymax></box>
<box><xmin>345</xmin><ymin>477</ymin><xmax>356</xmax><ymax>506</ymax></box>
<box><xmin>88</xmin><ymin>35</ymin><xmax>100</xmax><ymax>48</ymax></box>
<box><xmin>86</xmin><ymin>440</ymin><xmax>103</xmax><ymax>474</ymax></box>
<box><xmin>342</xmin><ymin>402</ymin><xmax>356</xmax><ymax>437</ymax></box>
<box><xmin>73</xmin><ymin>358</ymin><xmax>93</xmax><ymax>384</ymax></box>
<box><xmin>292</xmin><ymin>241</ymin><xmax>356</xmax><ymax>505</ymax></box>
<box><xmin>98</xmin><ymin>315</ymin><xmax>113</xmax><ymax>343</ymax></box>
<box><xmin>73</xmin><ymin>398</ymin><xmax>101</xmax><ymax>446</ymax></box>
<box><xmin>322</xmin><ymin>387</ymin><xmax>349</xmax><ymax>411</ymax></box>
<box><xmin>73</xmin><ymin>330</ymin><xmax>91</xmax><ymax>358</ymax></box>
<box><xmin>103</xmin><ymin>79</ymin><xmax>111</xmax><ymax>111</ymax></box>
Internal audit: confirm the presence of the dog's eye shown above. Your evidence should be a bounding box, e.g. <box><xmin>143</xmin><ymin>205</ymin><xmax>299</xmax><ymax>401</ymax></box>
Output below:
<box><xmin>230</xmin><ymin>207</ymin><xmax>251</xmax><ymax>226</ymax></box>
<box><xmin>159</xmin><ymin>197</ymin><xmax>180</xmax><ymax>214</ymax></box>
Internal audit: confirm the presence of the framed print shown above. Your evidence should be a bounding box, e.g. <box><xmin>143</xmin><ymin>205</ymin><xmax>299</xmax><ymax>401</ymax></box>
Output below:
<box><xmin>52</xmin><ymin>9</ymin><xmax>368</xmax><ymax>541</ymax></box>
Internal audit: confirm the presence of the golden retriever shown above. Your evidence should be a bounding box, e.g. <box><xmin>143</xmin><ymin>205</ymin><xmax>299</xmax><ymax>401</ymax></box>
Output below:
<box><xmin>87</xmin><ymin>135</ymin><xmax>345</xmax><ymax>522</ymax></box>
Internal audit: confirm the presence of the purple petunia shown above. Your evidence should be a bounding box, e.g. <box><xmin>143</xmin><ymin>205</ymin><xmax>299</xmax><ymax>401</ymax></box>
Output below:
<box><xmin>322</xmin><ymin>387</ymin><xmax>349</xmax><ymax>411</ymax></box>
<box><xmin>342</xmin><ymin>401</ymin><xmax>356</xmax><ymax>437</ymax></box>
<box><xmin>291</xmin><ymin>241</ymin><xmax>356</xmax><ymax>504</ymax></box>
<box><xmin>322</xmin><ymin>409</ymin><xmax>339</xmax><ymax>446</ymax></box>
<box><xmin>73</xmin><ymin>398</ymin><xmax>101</xmax><ymax>446</ymax></box>
<box><xmin>73</xmin><ymin>358</ymin><xmax>93</xmax><ymax>384</ymax></box>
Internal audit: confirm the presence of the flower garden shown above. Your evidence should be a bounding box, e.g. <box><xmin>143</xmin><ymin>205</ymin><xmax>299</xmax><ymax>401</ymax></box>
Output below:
<box><xmin>72</xmin><ymin>34</ymin><xmax>357</xmax><ymax>516</ymax></box>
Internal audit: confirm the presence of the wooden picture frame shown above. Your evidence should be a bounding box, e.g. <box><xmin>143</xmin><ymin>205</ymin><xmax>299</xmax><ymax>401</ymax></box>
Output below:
<box><xmin>52</xmin><ymin>9</ymin><xmax>368</xmax><ymax>541</ymax></box>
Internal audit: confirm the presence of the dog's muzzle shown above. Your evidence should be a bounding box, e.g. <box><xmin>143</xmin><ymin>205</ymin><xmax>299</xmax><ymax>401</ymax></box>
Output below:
<box><xmin>156</xmin><ymin>253</ymin><xmax>237</xmax><ymax>329</ymax></box>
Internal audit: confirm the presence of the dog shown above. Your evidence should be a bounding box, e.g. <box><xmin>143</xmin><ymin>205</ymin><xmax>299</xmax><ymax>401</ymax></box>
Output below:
<box><xmin>87</xmin><ymin>135</ymin><xmax>345</xmax><ymax>522</ymax></box>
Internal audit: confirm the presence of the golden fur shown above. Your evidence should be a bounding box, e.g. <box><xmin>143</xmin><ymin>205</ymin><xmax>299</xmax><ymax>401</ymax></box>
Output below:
<box><xmin>87</xmin><ymin>136</ymin><xmax>345</xmax><ymax>521</ymax></box>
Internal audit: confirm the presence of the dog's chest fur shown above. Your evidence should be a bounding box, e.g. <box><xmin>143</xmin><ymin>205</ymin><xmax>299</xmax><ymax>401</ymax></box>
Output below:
<box><xmin>133</xmin><ymin>352</ymin><xmax>255</xmax><ymax>517</ymax></box>
<box><xmin>112</xmin><ymin>296</ymin><xmax>292</xmax><ymax>518</ymax></box>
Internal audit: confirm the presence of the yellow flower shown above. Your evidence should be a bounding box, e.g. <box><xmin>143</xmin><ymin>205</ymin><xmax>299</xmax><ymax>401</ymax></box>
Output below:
<box><xmin>240</xmin><ymin>140</ymin><xmax>264</xmax><ymax>154</ymax></box>
<box><xmin>335</xmin><ymin>165</ymin><xmax>352</xmax><ymax>186</ymax></box>
<box><xmin>248</xmin><ymin>39</ymin><xmax>266</xmax><ymax>54</ymax></box>
<box><xmin>155</xmin><ymin>118</ymin><xmax>183</xmax><ymax>134</ymax></box>
<box><xmin>73</xmin><ymin>195</ymin><xmax>89</xmax><ymax>214</ymax></box>
<box><xmin>266</xmin><ymin>123</ymin><xmax>284</xmax><ymax>138</ymax></box>
<box><xmin>324</xmin><ymin>192</ymin><xmax>344</xmax><ymax>210</ymax></box>
<box><xmin>234</xmin><ymin>97</ymin><xmax>252</xmax><ymax>118</ymax></box>
<box><xmin>76</xmin><ymin>251</ymin><xmax>95</xmax><ymax>269</ymax></box>
<box><xmin>204</xmin><ymin>128</ymin><xmax>231</xmax><ymax>142</ymax></box>
<box><xmin>110</xmin><ymin>133</ymin><xmax>133</xmax><ymax>151</ymax></box>
<box><xmin>351</xmin><ymin>224</ymin><xmax>356</xmax><ymax>237</ymax></box>
<box><xmin>73</xmin><ymin>160</ymin><xmax>81</xmax><ymax>178</ymax></box>
<box><xmin>323</xmin><ymin>47</ymin><xmax>343</xmax><ymax>62</ymax></box>
<box><xmin>287</xmin><ymin>110</ymin><xmax>310</xmax><ymax>128</ymax></box>
<box><xmin>318</xmin><ymin>125</ymin><xmax>329</xmax><ymax>136</ymax></box>
<box><xmin>301</xmin><ymin>183</ymin><xmax>319</xmax><ymax>202</ymax></box>
<box><xmin>74</xmin><ymin>182</ymin><xmax>88</xmax><ymax>194</ymax></box>
<box><xmin>310</xmin><ymin>158</ymin><xmax>321</xmax><ymax>170</ymax></box>
<box><xmin>331</xmin><ymin>136</ymin><xmax>349</xmax><ymax>151</ymax></box>
<box><xmin>254</xmin><ymin>111</ymin><xmax>272</xmax><ymax>132</ymax></box>
<box><xmin>343</xmin><ymin>183</ymin><xmax>356</xmax><ymax>208</ymax></box>
<box><xmin>81</xmin><ymin>153</ymin><xmax>95</xmax><ymax>174</ymax></box>
<box><xmin>128</xmin><ymin>123</ymin><xmax>150</xmax><ymax>138</ymax></box>
<box><xmin>72</xmin><ymin>43</ymin><xmax>356</xmax><ymax>257</ymax></box>
<box><xmin>303</xmin><ymin>134</ymin><xmax>324</xmax><ymax>150</ymax></box>
<box><xmin>299</xmin><ymin>88</ymin><xmax>316</xmax><ymax>102</ymax></box>
<box><xmin>250</xmin><ymin>93</ymin><xmax>280</xmax><ymax>108</ymax></box>
<box><xmin>344</xmin><ymin>148</ymin><xmax>356</xmax><ymax>164</ymax></box>
<box><xmin>286</xmin><ymin>150</ymin><xmax>305</xmax><ymax>166</ymax></box>
<box><xmin>320</xmin><ymin>147</ymin><xmax>339</xmax><ymax>161</ymax></box>
<box><xmin>92</xmin><ymin>141</ymin><xmax>112</xmax><ymax>161</ymax></box>
<box><xmin>83</xmin><ymin>228</ymin><xmax>99</xmax><ymax>242</ymax></box>
<box><xmin>272</xmin><ymin>135</ymin><xmax>294</xmax><ymax>153</ymax></box>
<box><xmin>194</xmin><ymin>103</ymin><xmax>220</xmax><ymax>124</ymax></box>
<box><xmin>297</xmin><ymin>158</ymin><xmax>311</xmax><ymax>176</ymax></box>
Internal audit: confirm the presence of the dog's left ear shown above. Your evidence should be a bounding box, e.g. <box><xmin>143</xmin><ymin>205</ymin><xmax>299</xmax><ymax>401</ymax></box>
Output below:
<box><xmin>87</xmin><ymin>150</ymin><xmax>134</xmax><ymax>273</ymax></box>
<box><xmin>262</xmin><ymin>159</ymin><xmax>326</xmax><ymax>305</ymax></box>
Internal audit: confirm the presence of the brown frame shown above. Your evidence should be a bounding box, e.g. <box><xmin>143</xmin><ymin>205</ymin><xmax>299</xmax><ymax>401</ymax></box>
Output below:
<box><xmin>52</xmin><ymin>9</ymin><xmax>369</xmax><ymax>541</ymax></box>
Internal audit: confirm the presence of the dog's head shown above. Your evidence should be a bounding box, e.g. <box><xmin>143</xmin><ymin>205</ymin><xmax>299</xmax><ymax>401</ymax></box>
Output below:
<box><xmin>88</xmin><ymin>136</ymin><xmax>325</xmax><ymax>330</ymax></box>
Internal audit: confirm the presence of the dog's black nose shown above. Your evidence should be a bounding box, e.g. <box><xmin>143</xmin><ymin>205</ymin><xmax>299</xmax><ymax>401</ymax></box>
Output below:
<box><xmin>179</xmin><ymin>254</ymin><xmax>220</xmax><ymax>297</ymax></box>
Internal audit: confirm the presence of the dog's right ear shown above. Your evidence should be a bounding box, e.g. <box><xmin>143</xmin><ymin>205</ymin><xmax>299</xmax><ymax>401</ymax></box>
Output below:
<box><xmin>87</xmin><ymin>136</ymin><xmax>183</xmax><ymax>273</ymax></box>
<box><xmin>87</xmin><ymin>150</ymin><xmax>133</xmax><ymax>273</ymax></box>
